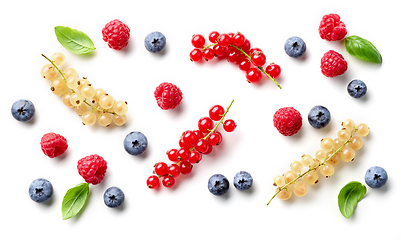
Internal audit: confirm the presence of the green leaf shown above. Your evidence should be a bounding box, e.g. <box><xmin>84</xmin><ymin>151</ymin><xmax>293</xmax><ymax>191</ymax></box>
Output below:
<box><xmin>62</xmin><ymin>183</ymin><xmax>89</xmax><ymax>220</ymax></box>
<box><xmin>338</xmin><ymin>181</ymin><xmax>367</xmax><ymax>219</ymax></box>
<box><xmin>345</xmin><ymin>35</ymin><xmax>382</xmax><ymax>63</ymax></box>
<box><xmin>55</xmin><ymin>26</ymin><xmax>96</xmax><ymax>54</ymax></box>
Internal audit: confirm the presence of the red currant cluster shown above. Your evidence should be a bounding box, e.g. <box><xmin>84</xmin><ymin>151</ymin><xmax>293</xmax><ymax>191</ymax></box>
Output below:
<box><xmin>189</xmin><ymin>31</ymin><xmax>282</xmax><ymax>89</ymax></box>
<box><xmin>146</xmin><ymin>100</ymin><xmax>236</xmax><ymax>189</ymax></box>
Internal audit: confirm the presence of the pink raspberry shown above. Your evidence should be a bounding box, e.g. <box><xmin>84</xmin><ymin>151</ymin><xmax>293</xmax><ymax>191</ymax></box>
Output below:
<box><xmin>319</xmin><ymin>13</ymin><xmax>347</xmax><ymax>41</ymax></box>
<box><xmin>273</xmin><ymin>107</ymin><xmax>302</xmax><ymax>136</ymax></box>
<box><xmin>102</xmin><ymin>19</ymin><xmax>130</xmax><ymax>50</ymax></box>
<box><xmin>40</xmin><ymin>132</ymin><xmax>68</xmax><ymax>158</ymax></box>
<box><xmin>320</xmin><ymin>50</ymin><xmax>348</xmax><ymax>77</ymax></box>
<box><xmin>77</xmin><ymin>155</ymin><xmax>107</xmax><ymax>185</ymax></box>
<box><xmin>154</xmin><ymin>82</ymin><xmax>183</xmax><ymax>110</ymax></box>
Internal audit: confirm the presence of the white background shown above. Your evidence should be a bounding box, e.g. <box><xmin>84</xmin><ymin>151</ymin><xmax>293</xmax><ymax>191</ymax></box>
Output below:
<box><xmin>1</xmin><ymin>0</ymin><xmax>399</xmax><ymax>239</ymax></box>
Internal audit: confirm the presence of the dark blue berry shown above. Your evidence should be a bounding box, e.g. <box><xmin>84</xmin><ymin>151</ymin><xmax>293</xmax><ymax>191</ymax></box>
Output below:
<box><xmin>365</xmin><ymin>166</ymin><xmax>388</xmax><ymax>189</ymax></box>
<box><xmin>11</xmin><ymin>99</ymin><xmax>35</xmax><ymax>122</ymax></box>
<box><xmin>29</xmin><ymin>178</ymin><xmax>53</xmax><ymax>203</ymax></box>
<box><xmin>144</xmin><ymin>31</ymin><xmax>166</xmax><ymax>53</ymax></box>
<box><xmin>308</xmin><ymin>105</ymin><xmax>331</xmax><ymax>129</ymax></box>
<box><xmin>284</xmin><ymin>36</ymin><xmax>306</xmax><ymax>58</ymax></box>
<box><xmin>233</xmin><ymin>171</ymin><xmax>253</xmax><ymax>191</ymax></box>
<box><xmin>208</xmin><ymin>174</ymin><xmax>229</xmax><ymax>196</ymax></box>
<box><xmin>124</xmin><ymin>131</ymin><xmax>148</xmax><ymax>155</ymax></box>
<box><xmin>104</xmin><ymin>187</ymin><xmax>125</xmax><ymax>208</ymax></box>
<box><xmin>347</xmin><ymin>79</ymin><xmax>367</xmax><ymax>98</ymax></box>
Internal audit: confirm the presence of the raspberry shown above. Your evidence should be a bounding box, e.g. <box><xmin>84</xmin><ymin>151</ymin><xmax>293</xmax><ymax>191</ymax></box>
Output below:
<box><xmin>40</xmin><ymin>132</ymin><xmax>68</xmax><ymax>158</ymax></box>
<box><xmin>154</xmin><ymin>82</ymin><xmax>183</xmax><ymax>110</ymax></box>
<box><xmin>319</xmin><ymin>13</ymin><xmax>347</xmax><ymax>41</ymax></box>
<box><xmin>320</xmin><ymin>50</ymin><xmax>348</xmax><ymax>77</ymax></box>
<box><xmin>102</xmin><ymin>19</ymin><xmax>130</xmax><ymax>50</ymax></box>
<box><xmin>273</xmin><ymin>107</ymin><xmax>302</xmax><ymax>136</ymax></box>
<box><xmin>77</xmin><ymin>154</ymin><xmax>107</xmax><ymax>185</ymax></box>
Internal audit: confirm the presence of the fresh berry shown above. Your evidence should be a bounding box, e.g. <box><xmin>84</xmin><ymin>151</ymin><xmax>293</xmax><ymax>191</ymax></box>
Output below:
<box><xmin>11</xmin><ymin>99</ymin><xmax>35</xmax><ymax>122</ymax></box>
<box><xmin>202</xmin><ymin>48</ymin><xmax>214</xmax><ymax>61</ymax></box>
<box><xmin>319</xmin><ymin>13</ymin><xmax>347</xmax><ymax>41</ymax></box>
<box><xmin>189</xmin><ymin>151</ymin><xmax>202</xmax><ymax>164</ymax></box>
<box><xmin>365</xmin><ymin>166</ymin><xmax>388</xmax><ymax>188</ymax></box>
<box><xmin>29</xmin><ymin>178</ymin><xmax>53</xmax><ymax>203</ymax></box>
<box><xmin>251</xmin><ymin>51</ymin><xmax>266</xmax><ymax>67</ymax></box>
<box><xmin>249</xmin><ymin>47</ymin><xmax>262</xmax><ymax>56</ymax></box>
<box><xmin>190</xmin><ymin>48</ymin><xmax>202</xmax><ymax>62</ymax></box>
<box><xmin>212</xmin><ymin>44</ymin><xmax>228</xmax><ymax>57</ymax></box>
<box><xmin>347</xmin><ymin>79</ymin><xmax>367</xmax><ymax>98</ymax></box>
<box><xmin>124</xmin><ymin>131</ymin><xmax>148</xmax><ymax>156</ymax></box>
<box><xmin>195</xmin><ymin>138</ymin><xmax>212</xmax><ymax>154</ymax></box>
<box><xmin>320</xmin><ymin>50</ymin><xmax>347</xmax><ymax>77</ymax></box>
<box><xmin>217</xmin><ymin>33</ymin><xmax>231</xmax><ymax>48</ymax></box>
<box><xmin>209</xmin><ymin>105</ymin><xmax>225</xmax><ymax>121</ymax></box>
<box><xmin>154</xmin><ymin>82</ymin><xmax>183</xmax><ymax>110</ymax></box>
<box><xmin>102</xmin><ymin>19</ymin><xmax>130</xmax><ymax>50</ymax></box>
<box><xmin>232</xmin><ymin>33</ymin><xmax>246</xmax><ymax>46</ymax></box>
<box><xmin>237</xmin><ymin>56</ymin><xmax>251</xmax><ymax>71</ymax></box>
<box><xmin>180</xmin><ymin>161</ymin><xmax>193</xmax><ymax>175</ymax></box>
<box><xmin>191</xmin><ymin>34</ymin><xmax>205</xmax><ymax>48</ymax></box>
<box><xmin>233</xmin><ymin>171</ymin><xmax>253</xmax><ymax>191</ymax></box>
<box><xmin>198</xmin><ymin>116</ymin><xmax>214</xmax><ymax>133</ymax></box>
<box><xmin>208</xmin><ymin>132</ymin><xmax>222</xmax><ymax>146</ymax></box>
<box><xmin>162</xmin><ymin>176</ymin><xmax>175</xmax><ymax>187</ymax></box>
<box><xmin>284</xmin><ymin>36</ymin><xmax>306</xmax><ymax>58</ymax></box>
<box><xmin>177</xmin><ymin>147</ymin><xmax>190</xmax><ymax>161</ymax></box>
<box><xmin>144</xmin><ymin>31</ymin><xmax>166</xmax><ymax>53</ymax></box>
<box><xmin>265</xmin><ymin>63</ymin><xmax>281</xmax><ymax>78</ymax></box>
<box><xmin>209</xmin><ymin>31</ymin><xmax>219</xmax><ymax>43</ymax></box>
<box><xmin>227</xmin><ymin>47</ymin><xmax>240</xmax><ymax>63</ymax></box>
<box><xmin>181</xmin><ymin>130</ymin><xmax>198</xmax><ymax>147</ymax></box>
<box><xmin>103</xmin><ymin>187</ymin><xmax>125</xmax><ymax>208</ymax></box>
<box><xmin>40</xmin><ymin>132</ymin><xmax>68</xmax><ymax>158</ymax></box>
<box><xmin>240</xmin><ymin>39</ymin><xmax>251</xmax><ymax>53</ymax></box>
<box><xmin>154</xmin><ymin>162</ymin><xmax>168</xmax><ymax>176</ymax></box>
<box><xmin>147</xmin><ymin>175</ymin><xmax>160</xmax><ymax>188</ymax></box>
<box><xmin>273</xmin><ymin>107</ymin><xmax>302</xmax><ymax>136</ymax></box>
<box><xmin>208</xmin><ymin>174</ymin><xmax>229</xmax><ymax>196</ymax></box>
<box><xmin>223</xmin><ymin>119</ymin><xmax>236</xmax><ymax>132</ymax></box>
<box><xmin>77</xmin><ymin>154</ymin><xmax>107</xmax><ymax>185</ymax></box>
<box><xmin>308</xmin><ymin>105</ymin><xmax>331</xmax><ymax>129</ymax></box>
<box><xmin>246</xmin><ymin>68</ymin><xmax>262</xmax><ymax>83</ymax></box>
<box><xmin>167</xmin><ymin>148</ymin><xmax>179</xmax><ymax>162</ymax></box>
<box><xmin>167</xmin><ymin>164</ymin><xmax>181</xmax><ymax>178</ymax></box>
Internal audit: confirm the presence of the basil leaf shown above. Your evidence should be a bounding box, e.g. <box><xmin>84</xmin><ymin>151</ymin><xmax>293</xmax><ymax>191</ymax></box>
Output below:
<box><xmin>338</xmin><ymin>181</ymin><xmax>367</xmax><ymax>219</ymax></box>
<box><xmin>55</xmin><ymin>26</ymin><xmax>96</xmax><ymax>54</ymax></box>
<box><xmin>62</xmin><ymin>183</ymin><xmax>89</xmax><ymax>220</ymax></box>
<box><xmin>345</xmin><ymin>35</ymin><xmax>382</xmax><ymax>63</ymax></box>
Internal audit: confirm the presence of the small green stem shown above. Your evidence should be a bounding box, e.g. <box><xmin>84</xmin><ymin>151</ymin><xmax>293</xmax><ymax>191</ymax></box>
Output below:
<box><xmin>203</xmin><ymin>99</ymin><xmax>234</xmax><ymax>140</ymax></box>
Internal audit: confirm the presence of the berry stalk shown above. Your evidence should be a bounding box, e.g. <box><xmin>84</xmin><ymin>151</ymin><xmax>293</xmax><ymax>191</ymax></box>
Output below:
<box><xmin>203</xmin><ymin>99</ymin><xmax>234</xmax><ymax>140</ymax></box>
<box><xmin>266</xmin><ymin>128</ymin><xmax>358</xmax><ymax>206</ymax></box>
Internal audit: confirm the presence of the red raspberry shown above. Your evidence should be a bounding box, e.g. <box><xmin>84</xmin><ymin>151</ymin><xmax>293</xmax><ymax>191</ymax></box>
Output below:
<box><xmin>77</xmin><ymin>154</ymin><xmax>107</xmax><ymax>185</ymax></box>
<box><xmin>40</xmin><ymin>132</ymin><xmax>68</xmax><ymax>158</ymax></box>
<box><xmin>273</xmin><ymin>107</ymin><xmax>302</xmax><ymax>136</ymax></box>
<box><xmin>154</xmin><ymin>82</ymin><xmax>183</xmax><ymax>110</ymax></box>
<box><xmin>102</xmin><ymin>19</ymin><xmax>130</xmax><ymax>50</ymax></box>
<box><xmin>319</xmin><ymin>13</ymin><xmax>347</xmax><ymax>41</ymax></box>
<box><xmin>320</xmin><ymin>50</ymin><xmax>348</xmax><ymax>77</ymax></box>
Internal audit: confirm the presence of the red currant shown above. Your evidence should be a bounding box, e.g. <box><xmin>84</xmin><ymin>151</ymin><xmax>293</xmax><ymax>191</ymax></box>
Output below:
<box><xmin>209</xmin><ymin>105</ymin><xmax>225</xmax><ymax>121</ymax></box>
<box><xmin>227</xmin><ymin>47</ymin><xmax>240</xmax><ymax>63</ymax></box>
<box><xmin>180</xmin><ymin>161</ymin><xmax>193</xmax><ymax>175</ymax></box>
<box><xmin>245</xmin><ymin>68</ymin><xmax>262</xmax><ymax>83</ymax></box>
<box><xmin>147</xmin><ymin>175</ymin><xmax>160</xmax><ymax>189</ymax></box>
<box><xmin>240</xmin><ymin>39</ymin><xmax>251</xmax><ymax>53</ymax></box>
<box><xmin>182</xmin><ymin>130</ymin><xmax>197</xmax><ymax>147</ymax></box>
<box><xmin>209</xmin><ymin>31</ymin><xmax>219</xmax><ymax>43</ymax></box>
<box><xmin>177</xmin><ymin>147</ymin><xmax>190</xmax><ymax>161</ymax></box>
<box><xmin>190</xmin><ymin>48</ymin><xmax>202</xmax><ymax>62</ymax></box>
<box><xmin>213</xmin><ymin>44</ymin><xmax>228</xmax><ymax>57</ymax></box>
<box><xmin>265</xmin><ymin>63</ymin><xmax>281</xmax><ymax>78</ymax></box>
<box><xmin>218</xmin><ymin>33</ymin><xmax>232</xmax><ymax>48</ymax></box>
<box><xmin>162</xmin><ymin>176</ymin><xmax>175</xmax><ymax>187</ymax></box>
<box><xmin>192</xmin><ymin>130</ymin><xmax>204</xmax><ymax>140</ymax></box>
<box><xmin>232</xmin><ymin>33</ymin><xmax>246</xmax><ymax>46</ymax></box>
<box><xmin>223</xmin><ymin>119</ymin><xmax>236</xmax><ymax>132</ymax></box>
<box><xmin>202</xmin><ymin>48</ymin><xmax>215</xmax><ymax>61</ymax></box>
<box><xmin>189</xmin><ymin>151</ymin><xmax>202</xmax><ymax>164</ymax></box>
<box><xmin>154</xmin><ymin>162</ymin><xmax>168</xmax><ymax>176</ymax></box>
<box><xmin>198</xmin><ymin>116</ymin><xmax>214</xmax><ymax>133</ymax></box>
<box><xmin>179</xmin><ymin>138</ymin><xmax>191</xmax><ymax>148</ymax></box>
<box><xmin>249</xmin><ymin>47</ymin><xmax>263</xmax><ymax>56</ymax></box>
<box><xmin>208</xmin><ymin>132</ymin><xmax>222</xmax><ymax>146</ymax></box>
<box><xmin>195</xmin><ymin>138</ymin><xmax>212</xmax><ymax>154</ymax></box>
<box><xmin>251</xmin><ymin>51</ymin><xmax>266</xmax><ymax>67</ymax></box>
<box><xmin>167</xmin><ymin>164</ymin><xmax>181</xmax><ymax>178</ymax></box>
<box><xmin>238</xmin><ymin>57</ymin><xmax>251</xmax><ymax>71</ymax></box>
<box><xmin>167</xmin><ymin>148</ymin><xmax>179</xmax><ymax>162</ymax></box>
<box><xmin>191</xmin><ymin>34</ymin><xmax>205</xmax><ymax>48</ymax></box>
<box><xmin>227</xmin><ymin>32</ymin><xmax>235</xmax><ymax>38</ymax></box>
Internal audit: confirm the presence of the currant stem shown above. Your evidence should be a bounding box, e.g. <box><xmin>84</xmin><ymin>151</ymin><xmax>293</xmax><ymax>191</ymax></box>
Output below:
<box><xmin>266</xmin><ymin>128</ymin><xmax>358</xmax><ymax>206</ymax></box>
<box><xmin>203</xmin><ymin>99</ymin><xmax>234</xmax><ymax>140</ymax></box>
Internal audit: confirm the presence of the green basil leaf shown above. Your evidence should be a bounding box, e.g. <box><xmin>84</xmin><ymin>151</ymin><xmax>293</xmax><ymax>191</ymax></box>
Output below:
<box><xmin>345</xmin><ymin>35</ymin><xmax>382</xmax><ymax>63</ymax></box>
<box><xmin>338</xmin><ymin>181</ymin><xmax>367</xmax><ymax>219</ymax></box>
<box><xmin>55</xmin><ymin>26</ymin><xmax>96</xmax><ymax>55</ymax></box>
<box><xmin>62</xmin><ymin>183</ymin><xmax>89</xmax><ymax>220</ymax></box>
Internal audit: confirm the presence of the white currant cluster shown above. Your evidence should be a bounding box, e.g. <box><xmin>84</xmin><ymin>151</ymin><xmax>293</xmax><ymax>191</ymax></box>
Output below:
<box><xmin>40</xmin><ymin>52</ymin><xmax>128</xmax><ymax>127</ymax></box>
<box><xmin>268</xmin><ymin>119</ymin><xmax>369</xmax><ymax>205</ymax></box>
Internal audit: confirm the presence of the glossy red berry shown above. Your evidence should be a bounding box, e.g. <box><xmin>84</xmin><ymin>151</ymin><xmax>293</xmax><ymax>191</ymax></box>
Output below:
<box><xmin>232</xmin><ymin>33</ymin><xmax>246</xmax><ymax>46</ymax></box>
<box><xmin>209</xmin><ymin>105</ymin><xmax>225</xmax><ymax>121</ymax></box>
<box><xmin>162</xmin><ymin>176</ymin><xmax>175</xmax><ymax>187</ymax></box>
<box><xmin>177</xmin><ymin>147</ymin><xmax>190</xmax><ymax>161</ymax></box>
<box><xmin>154</xmin><ymin>162</ymin><xmax>168</xmax><ymax>176</ymax></box>
<box><xmin>180</xmin><ymin>161</ymin><xmax>193</xmax><ymax>175</ymax></box>
<box><xmin>189</xmin><ymin>151</ymin><xmax>202</xmax><ymax>164</ymax></box>
<box><xmin>195</xmin><ymin>138</ymin><xmax>212</xmax><ymax>154</ymax></box>
<box><xmin>251</xmin><ymin>51</ymin><xmax>267</xmax><ymax>67</ymax></box>
<box><xmin>147</xmin><ymin>175</ymin><xmax>160</xmax><ymax>189</ymax></box>
<box><xmin>191</xmin><ymin>34</ymin><xmax>205</xmax><ymax>48</ymax></box>
<box><xmin>237</xmin><ymin>56</ymin><xmax>251</xmax><ymax>71</ymax></box>
<box><xmin>182</xmin><ymin>130</ymin><xmax>198</xmax><ymax>147</ymax></box>
<box><xmin>209</xmin><ymin>31</ymin><xmax>219</xmax><ymax>43</ymax></box>
<box><xmin>198</xmin><ymin>116</ymin><xmax>214</xmax><ymax>133</ymax></box>
<box><xmin>167</xmin><ymin>164</ymin><xmax>181</xmax><ymax>178</ymax></box>
<box><xmin>223</xmin><ymin>119</ymin><xmax>236</xmax><ymax>132</ymax></box>
<box><xmin>227</xmin><ymin>47</ymin><xmax>240</xmax><ymax>63</ymax></box>
<box><xmin>240</xmin><ymin>39</ymin><xmax>251</xmax><ymax>53</ymax></box>
<box><xmin>167</xmin><ymin>148</ymin><xmax>179</xmax><ymax>162</ymax></box>
<box><xmin>265</xmin><ymin>63</ymin><xmax>281</xmax><ymax>78</ymax></box>
<box><xmin>245</xmin><ymin>68</ymin><xmax>262</xmax><ymax>83</ymax></box>
<box><xmin>213</xmin><ymin>44</ymin><xmax>228</xmax><ymax>57</ymax></box>
<box><xmin>192</xmin><ymin>130</ymin><xmax>204</xmax><ymax>140</ymax></box>
<box><xmin>190</xmin><ymin>48</ymin><xmax>202</xmax><ymax>62</ymax></box>
<box><xmin>208</xmin><ymin>132</ymin><xmax>222</xmax><ymax>146</ymax></box>
<box><xmin>249</xmin><ymin>47</ymin><xmax>262</xmax><ymax>56</ymax></box>
<box><xmin>202</xmin><ymin>48</ymin><xmax>215</xmax><ymax>61</ymax></box>
<box><xmin>218</xmin><ymin>33</ymin><xmax>232</xmax><ymax>48</ymax></box>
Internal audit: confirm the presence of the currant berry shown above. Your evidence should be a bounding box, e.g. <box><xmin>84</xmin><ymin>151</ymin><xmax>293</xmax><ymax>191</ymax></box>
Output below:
<box><xmin>198</xmin><ymin>116</ymin><xmax>214</xmax><ymax>133</ymax></box>
<box><xmin>240</xmin><ymin>39</ymin><xmax>251</xmax><ymax>54</ymax></box>
<box><xmin>154</xmin><ymin>162</ymin><xmax>168</xmax><ymax>176</ymax></box>
<box><xmin>232</xmin><ymin>33</ymin><xmax>246</xmax><ymax>46</ymax></box>
<box><xmin>189</xmin><ymin>151</ymin><xmax>202</xmax><ymax>164</ymax></box>
<box><xmin>245</xmin><ymin>68</ymin><xmax>262</xmax><ymax>83</ymax></box>
<box><xmin>249</xmin><ymin>47</ymin><xmax>263</xmax><ymax>56</ymax></box>
<box><xmin>218</xmin><ymin>33</ymin><xmax>231</xmax><ymax>48</ymax></box>
<box><xmin>147</xmin><ymin>175</ymin><xmax>160</xmax><ymax>189</ymax></box>
<box><xmin>162</xmin><ymin>176</ymin><xmax>175</xmax><ymax>187</ymax></box>
<box><xmin>192</xmin><ymin>130</ymin><xmax>204</xmax><ymax>140</ymax></box>
<box><xmin>213</xmin><ymin>44</ymin><xmax>228</xmax><ymax>58</ymax></box>
<box><xmin>190</xmin><ymin>48</ymin><xmax>202</xmax><ymax>62</ymax></box>
<box><xmin>182</xmin><ymin>130</ymin><xmax>198</xmax><ymax>147</ymax></box>
<box><xmin>227</xmin><ymin>47</ymin><xmax>240</xmax><ymax>63</ymax></box>
<box><xmin>265</xmin><ymin>63</ymin><xmax>281</xmax><ymax>78</ymax></box>
<box><xmin>223</xmin><ymin>119</ymin><xmax>236</xmax><ymax>132</ymax></box>
<box><xmin>167</xmin><ymin>148</ymin><xmax>179</xmax><ymax>162</ymax></box>
<box><xmin>167</xmin><ymin>164</ymin><xmax>181</xmax><ymax>178</ymax></box>
<box><xmin>180</xmin><ymin>161</ymin><xmax>193</xmax><ymax>175</ymax></box>
<box><xmin>177</xmin><ymin>147</ymin><xmax>190</xmax><ymax>161</ymax></box>
<box><xmin>202</xmin><ymin>48</ymin><xmax>215</xmax><ymax>61</ymax></box>
<box><xmin>209</xmin><ymin>105</ymin><xmax>225</xmax><ymax>121</ymax></box>
<box><xmin>208</xmin><ymin>132</ymin><xmax>222</xmax><ymax>146</ymax></box>
<box><xmin>209</xmin><ymin>31</ymin><xmax>219</xmax><ymax>43</ymax></box>
<box><xmin>251</xmin><ymin>51</ymin><xmax>267</xmax><ymax>67</ymax></box>
<box><xmin>238</xmin><ymin>57</ymin><xmax>251</xmax><ymax>71</ymax></box>
<box><xmin>195</xmin><ymin>138</ymin><xmax>212</xmax><ymax>154</ymax></box>
<box><xmin>191</xmin><ymin>34</ymin><xmax>205</xmax><ymax>48</ymax></box>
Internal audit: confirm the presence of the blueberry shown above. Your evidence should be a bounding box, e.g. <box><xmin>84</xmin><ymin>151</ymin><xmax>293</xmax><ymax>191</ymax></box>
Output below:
<box><xmin>284</xmin><ymin>36</ymin><xmax>306</xmax><ymax>58</ymax></box>
<box><xmin>347</xmin><ymin>79</ymin><xmax>367</xmax><ymax>98</ymax></box>
<box><xmin>365</xmin><ymin>166</ymin><xmax>388</xmax><ymax>188</ymax></box>
<box><xmin>124</xmin><ymin>131</ymin><xmax>148</xmax><ymax>155</ymax></box>
<box><xmin>233</xmin><ymin>171</ymin><xmax>253</xmax><ymax>191</ymax></box>
<box><xmin>11</xmin><ymin>99</ymin><xmax>35</xmax><ymax>122</ymax></box>
<box><xmin>208</xmin><ymin>174</ymin><xmax>229</xmax><ymax>196</ymax></box>
<box><xmin>144</xmin><ymin>31</ymin><xmax>166</xmax><ymax>53</ymax></box>
<box><xmin>104</xmin><ymin>186</ymin><xmax>125</xmax><ymax>208</ymax></box>
<box><xmin>308</xmin><ymin>105</ymin><xmax>331</xmax><ymax>129</ymax></box>
<box><xmin>29</xmin><ymin>178</ymin><xmax>53</xmax><ymax>203</ymax></box>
